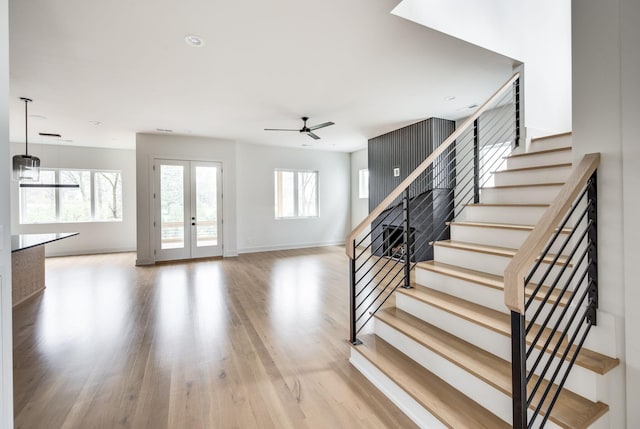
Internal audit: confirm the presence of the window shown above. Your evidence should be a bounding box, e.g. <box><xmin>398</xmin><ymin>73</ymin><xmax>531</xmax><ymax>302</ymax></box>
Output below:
<box><xmin>274</xmin><ymin>170</ymin><xmax>318</xmax><ymax>218</ymax></box>
<box><xmin>359</xmin><ymin>169</ymin><xmax>369</xmax><ymax>199</ymax></box>
<box><xmin>20</xmin><ymin>169</ymin><xmax>123</xmax><ymax>224</ymax></box>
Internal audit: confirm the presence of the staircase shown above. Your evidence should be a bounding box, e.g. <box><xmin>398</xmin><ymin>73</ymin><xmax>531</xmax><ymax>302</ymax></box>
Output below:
<box><xmin>349</xmin><ymin>133</ymin><xmax>620</xmax><ymax>428</ymax></box>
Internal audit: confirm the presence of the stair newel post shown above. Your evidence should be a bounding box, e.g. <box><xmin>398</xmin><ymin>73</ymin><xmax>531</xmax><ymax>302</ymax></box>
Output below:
<box><xmin>349</xmin><ymin>240</ymin><xmax>361</xmax><ymax>345</ymax></box>
<box><xmin>511</xmin><ymin>310</ymin><xmax>527</xmax><ymax>429</ymax></box>
<box><xmin>473</xmin><ymin>118</ymin><xmax>480</xmax><ymax>204</ymax></box>
<box><xmin>587</xmin><ymin>171</ymin><xmax>598</xmax><ymax>325</ymax></box>
<box><xmin>402</xmin><ymin>188</ymin><xmax>412</xmax><ymax>289</ymax></box>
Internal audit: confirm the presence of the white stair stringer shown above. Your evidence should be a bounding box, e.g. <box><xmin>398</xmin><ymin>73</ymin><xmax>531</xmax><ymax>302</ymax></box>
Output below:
<box><xmin>349</xmin><ymin>348</ymin><xmax>447</xmax><ymax>429</ymax></box>
<box><xmin>394</xmin><ymin>291</ymin><xmax>606</xmax><ymax>405</ymax></box>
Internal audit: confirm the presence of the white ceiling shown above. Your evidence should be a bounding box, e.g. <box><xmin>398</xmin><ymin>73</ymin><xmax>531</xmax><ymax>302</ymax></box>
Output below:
<box><xmin>8</xmin><ymin>0</ymin><xmax>515</xmax><ymax>152</ymax></box>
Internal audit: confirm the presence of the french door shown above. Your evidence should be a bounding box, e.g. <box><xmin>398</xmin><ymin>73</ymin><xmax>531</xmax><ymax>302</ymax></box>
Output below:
<box><xmin>154</xmin><ymin>159</ymin><xmax>223</xmax><ymax>261</ymax></box>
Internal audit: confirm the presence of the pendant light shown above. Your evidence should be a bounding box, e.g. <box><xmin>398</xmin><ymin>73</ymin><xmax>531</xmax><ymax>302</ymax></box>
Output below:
<box><xmin>13</xmin><ymin>97</ymin><xmax>41</xmax><ymax>181</ymax></box>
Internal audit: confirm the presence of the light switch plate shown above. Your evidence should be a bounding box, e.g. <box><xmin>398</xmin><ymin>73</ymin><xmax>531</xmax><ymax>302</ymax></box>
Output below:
<box><xmin>393</xmin><ymin>167</ymin><xmax>400</xmax><ymax>177</ymax></box>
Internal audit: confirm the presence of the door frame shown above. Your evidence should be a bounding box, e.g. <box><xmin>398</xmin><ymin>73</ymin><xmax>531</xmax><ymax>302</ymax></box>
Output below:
<box><xmin>149</xmin><ymin>156</ymin><xmax>225</xmax><ymax>263</ymax></box>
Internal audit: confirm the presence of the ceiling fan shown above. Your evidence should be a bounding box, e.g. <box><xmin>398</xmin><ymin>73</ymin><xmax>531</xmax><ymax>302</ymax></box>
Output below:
<box><xmin>264</xmin><ymin>116</ymin><xmax>335</xmax><ymax>140</ymax></box>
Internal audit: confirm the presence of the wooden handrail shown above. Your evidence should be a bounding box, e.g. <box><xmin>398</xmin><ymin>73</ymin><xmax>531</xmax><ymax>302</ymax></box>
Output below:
<box><xmin>504</xmin><ymin>153</ymin><xmax>600</xmax><ymax>314</ymax></box>
<box><xmin>345</xmin><ymin>72</ymin><xmax>520</xmax><ymax>259</ymax></box>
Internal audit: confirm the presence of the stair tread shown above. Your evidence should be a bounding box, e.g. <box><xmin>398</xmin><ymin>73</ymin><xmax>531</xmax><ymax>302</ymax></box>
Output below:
<box><xmin>396</xmin><ymin>286</ymin><xmax>619</xmax><ymax>375</ymax></box>
<box><xmin>494</xmin><ymin>162</ymin><xmax>572</xmax><ymax>174</ymax></box>
<box><xmin>353</xmin><ymin>334</ymin><xmax>510</xmax><ymax>429</ymax></box>
<box><xmin>531</xmin><ymin>132</ymin><xmax>572</xmax><ymax>143</ymax></box>
<box><xmin>415</xmin><ymin>260</ymin><xmax>570</xmax><ymax>306</ymax></box>
<box><xmin>505</xmin><ymin>146</ymin><xmax>572</xmax><ymax>159</ymax></box>
<box><xmin>466</xmin><ymin>203</ymin><xmax>550</xmax><ymax>207</ymax></box>
<box><xmin>451</xmin><ymin>221</ymin><xmax>571</xmax><ymax>234</ymax></box>
<box><xmin>434</xmin><ymin>240</ymin><xmax>571</xmax><ymax>266</ymax></box>
<box><xmin>482</xmin><ymin>182</ymin><xmax>565</xmax><ymax>189</ymax></box>
<box><xmin>376</xmin><ymin>307</ymin><xmax>610</xmax><ymax>429</ymax></box>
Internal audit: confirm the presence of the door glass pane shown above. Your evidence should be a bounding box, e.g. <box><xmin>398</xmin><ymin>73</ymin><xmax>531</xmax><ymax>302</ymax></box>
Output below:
<box><xmin>195</xmin><ymin>166</ymin><xmax>217</xmax><ymax>247</ymax></box>
<box><xmin>160</xmin><ymin>165</ymin><xmax>185</xmax><ymax>250</ymax></box>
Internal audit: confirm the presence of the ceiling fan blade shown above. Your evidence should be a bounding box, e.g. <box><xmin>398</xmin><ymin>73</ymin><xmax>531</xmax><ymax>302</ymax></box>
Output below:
<box><xmin>308</xmin><ymin>121</ymin><xmax>335</xmax><ymax>131</ymax></box>
<box><xmin>264</xmin><ymin>128</ymin><xmax>299</xmax><ymax>131</ymax></box>
<box><xmin>306</xmin><ymin>131</ymin><xmax>321</xmax><ymax>140</ymax></box>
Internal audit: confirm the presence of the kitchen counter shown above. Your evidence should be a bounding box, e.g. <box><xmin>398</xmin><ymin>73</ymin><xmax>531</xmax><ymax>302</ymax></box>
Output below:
<box><xmin>11</xmin><ymin>232</ymin><xmax>78</xmax><ymax>306</ymax></box>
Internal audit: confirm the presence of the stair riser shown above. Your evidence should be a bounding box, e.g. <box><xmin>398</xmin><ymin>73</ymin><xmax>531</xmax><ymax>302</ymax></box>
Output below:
<box><xmin>450</xmin><ymin>225</ymin><xmax>569</xmax><ymax>255</ymax></box>
<box><xmin>349</xmin><ymin>349</ymin><xmax>448</xmax><ymax>429</ymax></box>
<box><xmin>506</xmin><ymin>150</ymin><xmax>572</xmax><ymax>170</ymax></box>
<box><xmin>396</xmin><ymin>293</ymin><xmax>601</xmax><ymax>402</ymax></box>
<box><xmin>530</xmin><ymin>135</ymin><xmax>572</xmax><ymax>152</ymax></box>
<box><xmin>375</xmin><ymin>319</ymin><xmax>514</xmax><ymax>425</ymax></box>
<box><xmin>415</xmin><ymin>267</ymin><xmax>567</xmax><ymax>327</ymax></box>
<box><xmin>459</xmin><ymin>205</ymin><xmax>548</xmax><ymax>225</ymax></box>
<box><xmin>494</xmin><ymin>166</ymin><xmax>572</xmax><ymax>187</ymax></box>
<box><xmin>481</xmin><ymin>185</ymin><xmax>563</xmax><ymax>205</ymax></box>
<box><xmin>434</xmin><ymin>245</ymin><xmax>576</xmax><ymax>287</ymax></box>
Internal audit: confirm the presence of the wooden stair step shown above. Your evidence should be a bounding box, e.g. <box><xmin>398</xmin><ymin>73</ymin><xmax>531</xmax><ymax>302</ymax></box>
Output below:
<box><xmin>531</xmin><ymin>132</ymin><xmax>572</xmax><ymax>143</ymax></box>
<box><xmin>434</xmin><ymin>240</ymin><xmax>572</xmax><ymax>267</ymax></box>
<box><xmin>466</xmin><ymin>203</ymin><xmax>549</xmax><ymax>208</ymax></box>
<box><xmin>352</xmin><ymin>334</ymin><xmax>510</xmax><ymax>429</ymax></box>
<box><xmin>482</xmin><ymin>182</ymin><xmax>565</xmax><ymax>189</ymax></box>
<box><xmin>376</xmin><ymin>308</ymin><xmax>609</xmax><ymax>429</ymax></box>
<box><xmin>494</xmin><ymin>162</ymin><xmax>572</xmax><ymax>174</ymax></box>
<box><xmin>416</xmin><ymin>260</ymin><xmax>570</xmax><ymax>307</ymax></box>
<box><xmin>505</xmin><ymin>146</ymin><xmax>572</xmax><ymax>159</ymax></box>
<box><xmin>396</xmin><ymin>286</ymin><xmax>620</xmax><ymax>375</ymax></box>
<box><xmin>450</xmin><ymin>220</ymin><xmax>571</xmax><ymax>234</ymax></box>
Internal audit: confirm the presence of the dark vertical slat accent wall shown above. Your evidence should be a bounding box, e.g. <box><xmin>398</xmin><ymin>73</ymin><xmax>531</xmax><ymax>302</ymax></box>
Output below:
<box><xmin>368</xmin><ymin>118</ymin><xmax>455</xmax><ymax>210</ymax></box>
<box><xmin>368</xmin><ymin>118</ymin><xmax>456</xmax><ymax>262</ymax></box>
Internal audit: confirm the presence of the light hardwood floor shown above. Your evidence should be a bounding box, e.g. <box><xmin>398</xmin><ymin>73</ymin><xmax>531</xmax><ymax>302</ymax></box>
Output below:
<box><xmin>13</xmin><ymin>247</ymin><xmax>417</xmax><ymax>429</ymax></box>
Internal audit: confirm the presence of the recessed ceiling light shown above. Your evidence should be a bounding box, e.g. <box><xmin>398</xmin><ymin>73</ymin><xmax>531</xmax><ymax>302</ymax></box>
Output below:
<box><xmin>89</xmin><ymin>120</ymin><xmax>103</xmax><ymax>126</ymax></box>
<box><xmin>29</xmin><ymin>114</ymin><xmax>47</xmax><ymax>120</ymax></box>
<box><xmin>444</xmin><ymin>96</ymin><xmax>456</xmax><ymax>101</ymax></box>
<box><xmin>467</xmin><ymin>104</ymin><xmax>479</xmax><ymax>109</ymax></box>
<box><xmin>302</xmin><ymin>143</ymin><xmax>312</xmax><ymax>147</ymax></box>
<box><xmin>184</xmin><ymin>34</ymin><xmax>204</xmax><ymax>47</ymax></box>
<box><xmin>156</xmin><ymin>128</ymin><xmax>173</xmax><ymax>133</ymax></box>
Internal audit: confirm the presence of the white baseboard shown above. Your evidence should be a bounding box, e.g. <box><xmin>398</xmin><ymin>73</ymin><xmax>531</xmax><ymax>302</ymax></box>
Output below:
<box><xmin>45</xmin><ymin>247</ymin><xmax>137</xmax><ymax>258</ymax></box>
<box><xmin>238</xmin><ymin>240</ymin><xmax>345</xmax><ymax>254</ymax></box>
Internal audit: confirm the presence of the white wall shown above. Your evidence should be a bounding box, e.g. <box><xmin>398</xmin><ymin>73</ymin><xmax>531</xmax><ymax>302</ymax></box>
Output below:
<box><xmin>236</xmin><ymin>142</ymin><xmax>350</xmax><ymax>253</ymax></box>
<box><xmin>135</xmin><ymin>133</ymin><xmax>238</xmax><ymax>264</ymax></box>
<box><xmin>0</xmin><ymin>0</ymin><xmax>13</xmax><ymax>426</ymax></box>
<box><xmin>572</xmin><ymin>0</ymin><xmax>640</xmax><ymax>425</ymax></box>
<box><xmin>392</xmin><ymin>0</ymin><xmax>572</xmax><ymax>135</ymax></box>
<box><xmin>9</xmin><ymin>144</ymin><xmax>136</xmax><ymax>256</ymax></box>
<box><xmin>350</xmin><ymin>148</ymin><xmax>369</xmax><ymax>229</ymax></box>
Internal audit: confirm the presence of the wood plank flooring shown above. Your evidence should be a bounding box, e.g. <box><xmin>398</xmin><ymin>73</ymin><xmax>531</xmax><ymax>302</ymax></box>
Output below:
<box><xmin>13</xmin><ymin>247</ymin><xmax>417</xmax><ymax>429</ymax></box>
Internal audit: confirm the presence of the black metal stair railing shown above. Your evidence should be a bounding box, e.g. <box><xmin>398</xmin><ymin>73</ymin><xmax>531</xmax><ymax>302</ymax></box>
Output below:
<box><xmin>507</xmin><ymin>158</ymin><xmax>600</xmax><ymax>428</ymax></box>
<box><xmin>347</xmin><ymin>72</ymin><xmax>522</xmax><ymax>345</ymax></box>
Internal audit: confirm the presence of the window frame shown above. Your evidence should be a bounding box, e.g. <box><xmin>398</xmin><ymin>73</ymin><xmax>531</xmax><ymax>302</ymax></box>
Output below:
<box><xmin>19</xmin><ymin>168</ymin><xmax>124</xmax><ymax>224</ymax></box>
<box><xmin>274</xmin><ymin>168</ymin><xmax>320</xmax><ymax>219</ymax></box>
<box><xmin>358</xmin><ymin>168</ymin><xmax>369</xmax><ymax>199</ymax></box>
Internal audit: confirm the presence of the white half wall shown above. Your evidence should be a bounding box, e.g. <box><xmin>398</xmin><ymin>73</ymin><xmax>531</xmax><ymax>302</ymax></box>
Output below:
<box><xmin>136</xmin><ymin>133</ymin><xmax>238</xmax><ymax>264</ymax></box>
<box><xmin>10</xmin><ymin>143</ymin><xmax>136</xmax><ymax>256</ymax></box>
<box><xmin>572</xmin><ymin>0</ymin><xmax>640</xmax><ymax>426</ymax></box>
<box><xmin>392</xmin><ymin>0</ymin><xmax>572</xmax><ymax>135</ymax></box>
<box><xmin>236</xmin><ymin>142</ymin><xmax>350</xmax><ymax>253</ymax></box>
<box><xmin>0</xmin><ymin>0</ymin><xmax>13</xmax><ymax>425</ymax></box>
